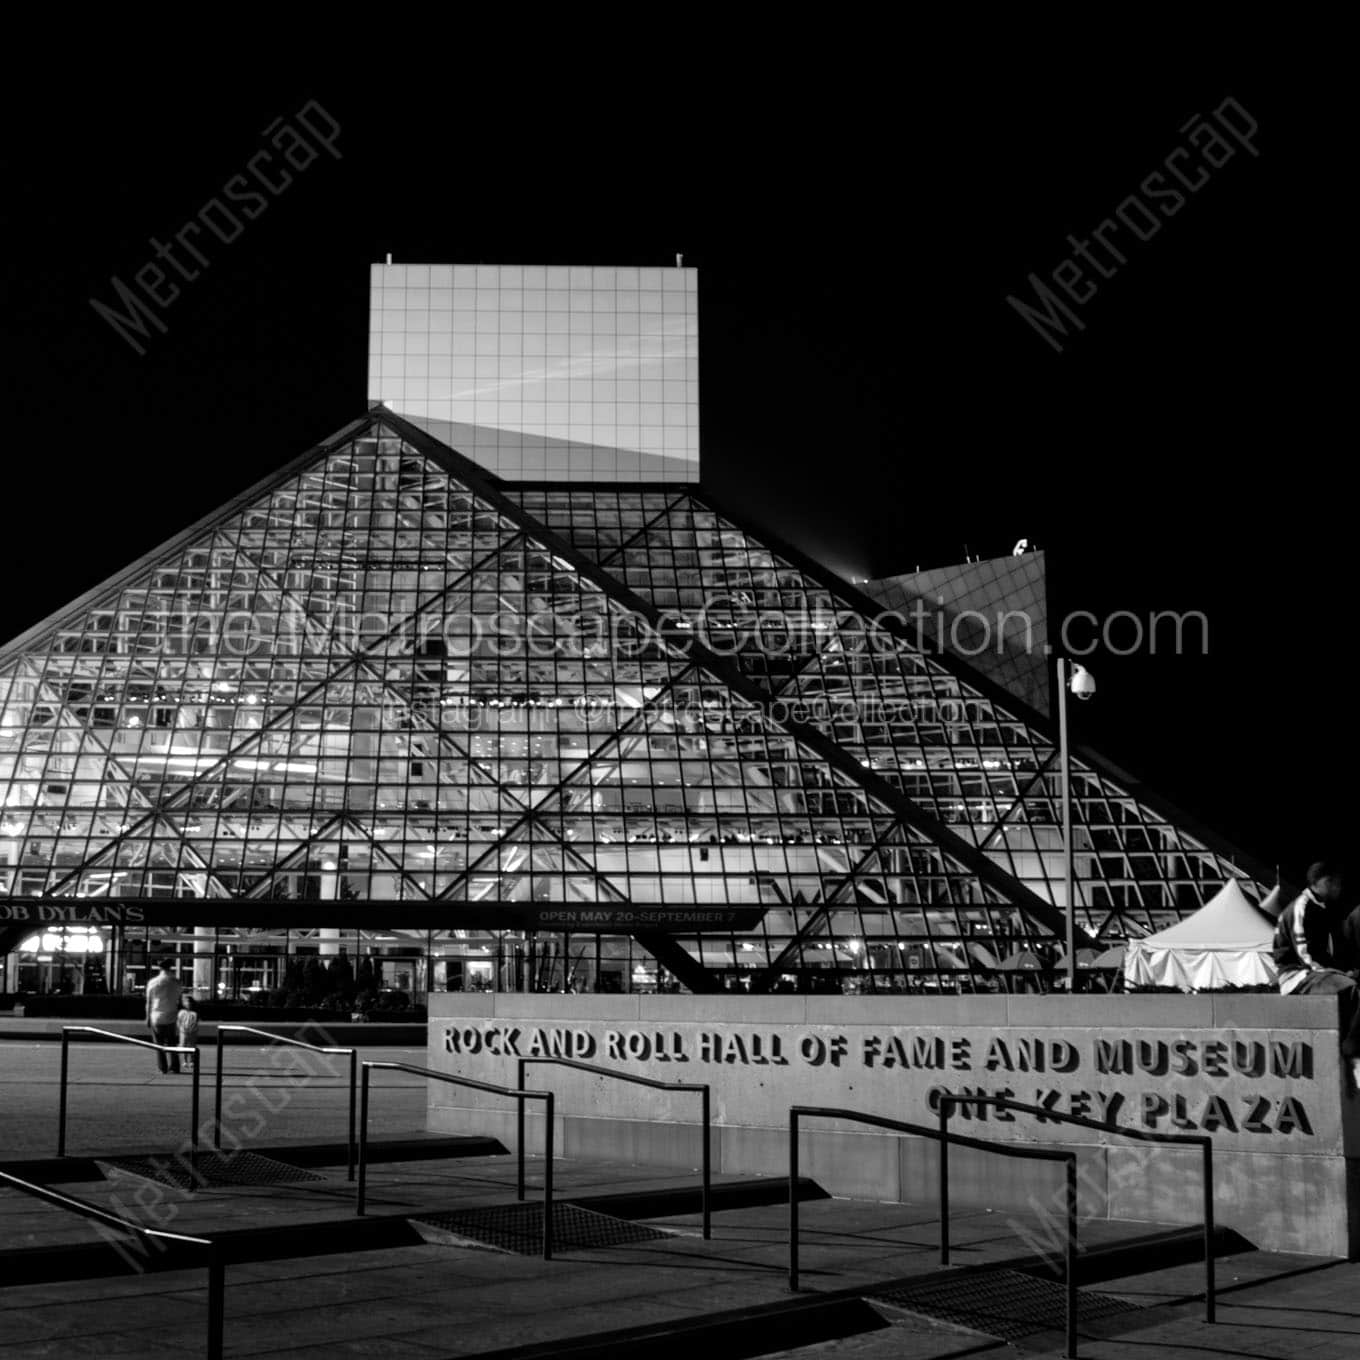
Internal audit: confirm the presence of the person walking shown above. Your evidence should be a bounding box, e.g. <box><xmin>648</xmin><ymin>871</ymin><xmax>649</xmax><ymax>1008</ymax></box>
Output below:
<box><xmin>144</xmin><ymin>960</ymin><xmax>183</xmax><ymax>1074</ymax></box>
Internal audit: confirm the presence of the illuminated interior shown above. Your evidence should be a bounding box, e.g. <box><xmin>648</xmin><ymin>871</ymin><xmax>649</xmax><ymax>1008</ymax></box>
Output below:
<box><xmin>0</xmin><ymin>414</ymin><xmax>1269</xmax><ymax>997</ymax></box>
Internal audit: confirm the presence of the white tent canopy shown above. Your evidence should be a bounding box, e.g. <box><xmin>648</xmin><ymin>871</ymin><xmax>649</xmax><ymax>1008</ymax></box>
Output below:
<box><xmin>1258</xmin><ymin>882</ymin><xmax>1290</xmax><ymax>920</ymax></box>
<box><xmin>1124</xmin><ymin>880</ymin><xmax>1277</xmax><ymax>991</ymax></box>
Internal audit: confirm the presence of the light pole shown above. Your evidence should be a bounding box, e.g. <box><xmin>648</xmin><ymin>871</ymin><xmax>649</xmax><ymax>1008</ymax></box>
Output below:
<box><xmin>1056</xmin><ymin>659</ymin><xmax>1096</xmax><ymax>993</ymax></box>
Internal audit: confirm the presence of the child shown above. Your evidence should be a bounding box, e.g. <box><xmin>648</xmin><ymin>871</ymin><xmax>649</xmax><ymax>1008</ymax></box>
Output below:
<box><xmin>176</xmin><ymin>994</ymin><xmax>200</xmax><ymax>1072</ymax></box>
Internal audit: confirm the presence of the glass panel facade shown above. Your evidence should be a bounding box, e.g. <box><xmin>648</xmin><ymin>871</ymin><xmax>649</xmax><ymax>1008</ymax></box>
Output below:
<box><xmin>0</xmin><ymin>416</ymin><xmax>1267</xmax><ymax>996</ymax></box>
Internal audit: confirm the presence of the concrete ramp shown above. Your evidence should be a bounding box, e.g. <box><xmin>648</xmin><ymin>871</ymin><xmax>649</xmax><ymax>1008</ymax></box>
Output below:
<box><xmin>412</xmin><ymin>1201</ymin><xmax>675</xmax><ymax>1254</ymax></box>
<box><xmin>871</xmin><ymin>1266</ymin><xmax>1143</xmax><ymax>1343</ymax></box>
<box><xmin>98</xmin><ymin>1150</ymin><xmax>324</xmax><ymax>1190</ymax></box>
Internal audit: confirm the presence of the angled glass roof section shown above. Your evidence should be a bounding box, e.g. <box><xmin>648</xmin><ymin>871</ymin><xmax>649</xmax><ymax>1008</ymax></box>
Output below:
<box><xmin>521</xmin><ymin>485</ymin><xmax>1271</xmax><ymax>932</ymax></box>
<box><xmin>0</xmin><ymin>423</ymin><xmax>721</xmax><ymax>908</ymax></box>
<box><xmin>520</xmin><ymin>669</ymin><xmax>1015</xmax><ymax>916</ymax></box>
<box><xmin>0</xmin><ymin>409</ymin><xmax>1273</xmax><ymax>993</ymax></box>
<box><xmin>499</xmin><ymin>489</ymin><xmax>694</xmax><ymax>567</ymax></box>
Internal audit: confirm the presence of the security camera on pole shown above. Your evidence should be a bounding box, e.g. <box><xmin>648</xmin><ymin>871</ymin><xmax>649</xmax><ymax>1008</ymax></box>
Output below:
<box><xmin>1057</xmin><ymin>660</ymin><xmax>1096</xmax><ymax>993</ymax></box>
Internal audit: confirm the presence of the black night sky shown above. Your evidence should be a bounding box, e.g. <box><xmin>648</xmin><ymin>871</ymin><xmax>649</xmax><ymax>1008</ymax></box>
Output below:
<box><xmin>2</xmin><ymin>62</ymin><xmax>1341</xmax><ymax>888</ymax></box>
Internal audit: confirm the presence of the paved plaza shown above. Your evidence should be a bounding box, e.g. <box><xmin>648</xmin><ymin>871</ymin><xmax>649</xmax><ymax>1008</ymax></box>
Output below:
<box><xmin>2</xmin><ymin>1148</ymin><xmax>1358</xmax><ymax>1357</ymax></box>
<box><xmin>3</xmin><ymin>1032</ymin><xmax>1359</xmax><ymax>1357</ymax></box>
<box><xmin>0</xmin><ymin>1036</ymin><xmax>429</xmax><ymax>1161</ymax></box>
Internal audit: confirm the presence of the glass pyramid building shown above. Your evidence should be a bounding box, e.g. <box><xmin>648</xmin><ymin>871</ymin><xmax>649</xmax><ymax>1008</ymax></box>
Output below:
<box><xmin>0</xmin><ymin>409</ymin><xmax>1272</xmax><ymax>997</ymax></box>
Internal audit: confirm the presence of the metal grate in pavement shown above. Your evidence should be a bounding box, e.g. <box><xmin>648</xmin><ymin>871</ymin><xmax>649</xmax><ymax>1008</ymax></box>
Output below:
<box><xmin>412</xmin><ymin>1202</ymin><xmax>673</xmax><ymax>1255</ymax></box>
<box><xmin>99</xmin><ymin>1151</ymin><xmax>323</xmax><ymax>1189</ymax></box>
<box><xmin>870</xmin><ymin>1268</ymin><xmax>1143</xmax><ymax>1342</ymax></box>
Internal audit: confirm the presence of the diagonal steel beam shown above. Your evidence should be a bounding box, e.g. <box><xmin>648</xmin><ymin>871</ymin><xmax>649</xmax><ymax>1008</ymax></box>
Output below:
<box><xmin>376</xmin><ymin>409</ymin><xmax>1087</xmax><ymax>949</ymax></box>
<box><xmin>44</xmin><ymin>506</ymin><xmax>524</xmax><ymax>895</ymax></box>
<box><xmin>690</xmin><ymin>483</ymin><xmax>1275</xmax><ymax>896</ymax></box>
<box><xmin>0</xmin><ymin>415</ymin><xmax>384</xmax><ymax>669</ymax></box>
<box><xmin>349</xmin><ymin>656</ymin><xmax>531</xmax><ymax>815</ymax></box>
<box><xmin>747</xmin><ymin>819</ymin><xmax>921</xmax><ymax>992</ymax></box>
<box><xmin>42</xmin><ymin>658</ymin><xmax>364</xmax><ymax>895</ymax></box>
<box><xmin>429</xmin><ymin>665</ymin><xmax>697</xmax><ymax>902</ymax></box>
<box><xmin>594</xmin><ymin>491</ymin><xmax>696</xmax><ymax>568</ymax></box>
<box><xmin>631</xmin><ymin>932</ymin><xmax>722</xmax><ymax>994</ymax></box>
<box><xmin>23</xmin><ymin>661</ymin><xmax>238</xmax><ymax>900</ymax></box>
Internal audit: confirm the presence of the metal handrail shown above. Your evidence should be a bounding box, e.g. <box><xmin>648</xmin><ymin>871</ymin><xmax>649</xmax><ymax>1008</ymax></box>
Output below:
<box><xmin>0</xmin><ymin>1167</ymin><xmax>224</xmax><ymax>1359</ymax></box>
<box><xmin>214</xmin><ymin>1025</ymin><xmax>358</xmax><ymax>1180</ymax></box>
<box><xmin>59</xmin><ymin>1027</ymin><xmax>202</xmax><ymax>1187</ymax></box>
<box><xmin>938</xmin><ymin>1092</ymin><xmax>1215</xmax><ymax>1324</ymax></box>
<box><xmin>358</xmin><ymin>1061</ymin><xmax>556</xmax><ymax>1259</ymax></box>
<box><xmin>517</xmin><ymin>1055</ymin><xmax>712</xmax><ymax>1239</ymax></box>
<box><xmin>789</xmin><ymin>1105</ymin><xmax>1078</xmax><ymax>1359</ymax></box>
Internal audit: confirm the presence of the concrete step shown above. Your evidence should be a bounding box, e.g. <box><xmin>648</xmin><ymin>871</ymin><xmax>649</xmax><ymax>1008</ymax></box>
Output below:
<box><xmin>0</xmin><ymin>1133</ymin><xmax>503</xmax><ymax>1184</ymax></box>
<box><xmin>463</xmin><ymin>1223</ymin><xmax>1247</xmax><ymax>1360</ymax></box>
<box><xmin>566</xmin><ymin>1174</ymin><xmax>827</xmax><ymax>1222</ymax></box>
<box><xmin>471</xmin><ymin>1293</ymin><xmax>895</xmax><ymax>1359</ymax></box>
<box><xmin>0</xmin><ymin>1173</ymin><xmax>827</xmax><ymax>1285</ymax></box>
<box><xmin>0</xmin><ymin>1180</ymin><xmax>1271</xmax><ymax>1360</ymax></box>
<box><xmin>0</xmin><ymin>1213</ymin><xmax>426</xmax><ymax>1286</ymax></box>
<box><xmin>1026</xmin><ymin>1221</ymin><xmax>1252</xmax><ymax>1286</ymax></box>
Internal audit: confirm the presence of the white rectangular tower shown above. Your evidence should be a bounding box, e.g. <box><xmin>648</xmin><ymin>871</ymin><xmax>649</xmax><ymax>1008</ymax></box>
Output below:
<box><xmin>368</xmin><ymin>263</ymin><xmax>699</xmax><ymax>481</ymax></box>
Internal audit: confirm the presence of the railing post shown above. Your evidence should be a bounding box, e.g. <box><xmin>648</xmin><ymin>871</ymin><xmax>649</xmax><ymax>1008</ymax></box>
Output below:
<box><xmin>190</xmin><ymin>1056</ymin><xmax>201</xmax><ymax>1191</ymax></box>
<box><xmin>701</xmin><ymin>1085</ymin><xmax>711</xmax><ymax>1241</ymax></box>
<box><xmin>214</xmin><ymin>1029</ymin><xmax>225</xmax><ymax>1152</ymax></box>
<box><xmin>516</xmin><ymin>1058</ymin><xmax>526</xmax><ymax>1202</ymax></box>
<box><xmin>1065</xmin><ymin>1154</ymin><xmax>1078</xmax><ymax>1360</ymax></box>
<box><xmin>788</xmin><ymin>1109</ymin><xmax>800</xmax><ymax>1291</ymax></box>
<box><xmin>357</xmin><ymin>1065</ymin><xmax>370</xmax><ymax>1216</ymax></box>
<box><xmin>1203</xmin><ymin>1139</ymin><xmax>1215</xmax><ymax>1324</ymax></box>
<box><xmin>939</xmin><ymin>1096</ymin><xmax>951</xmax><ymax>1266</ymax></box>
<box><xmin>58</xmin><ymin>1029</ymin><xmax>70</xmax><ymax>1158</ymax></box>
<box><xmin>347</xmin><ymin>1050</ymin><xmax>358</xmax><ymax>1183</ymax></box>
<box><xmin>206</xmin><ymin>1246</ymin><xmax>225</xmax><ymax>1360</ymax></box>
<box><xmin>542</xmin><ymin>1091</ymin><xmax>554</xmax><ymax>1261</ymax></box>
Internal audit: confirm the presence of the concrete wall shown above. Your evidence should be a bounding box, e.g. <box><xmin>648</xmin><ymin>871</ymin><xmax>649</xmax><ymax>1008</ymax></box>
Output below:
<box><xmin>426</xmin><ymin>994</ymin><xmax>1360</xmax><ymax>1258</ymax></box>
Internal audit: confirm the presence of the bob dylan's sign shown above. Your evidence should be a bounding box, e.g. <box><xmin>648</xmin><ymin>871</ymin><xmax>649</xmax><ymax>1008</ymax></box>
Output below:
<box><xmin>443</xmin><ymin>1021</ymin><xmax>1323</xmax><ymax>1143</ymax></box>
<box><xmin>0</xmin><ymin>900</ymin><xmax>146</xmax><ymax>925</ymax></box>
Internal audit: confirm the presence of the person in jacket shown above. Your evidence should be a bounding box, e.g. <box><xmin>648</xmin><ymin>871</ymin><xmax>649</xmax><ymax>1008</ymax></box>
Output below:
<box><xmin>144</xmin><ymin>960</ymin><xmax>183</xmax><ymax>1074</ymax></box>
<box><xmin>1272</xmin><ymin>861</ymin><xmax>1360</xmax><ymax>1067</ymax></box>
